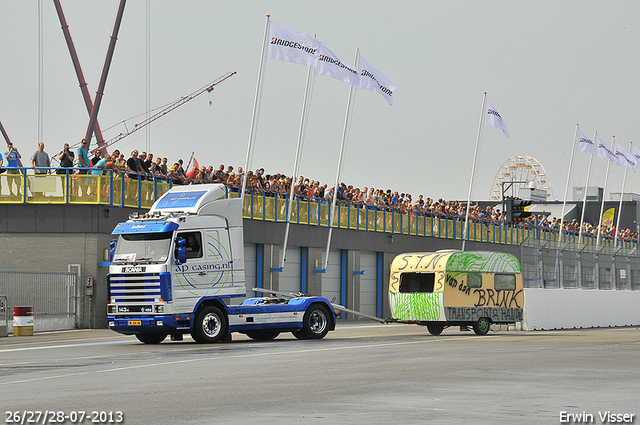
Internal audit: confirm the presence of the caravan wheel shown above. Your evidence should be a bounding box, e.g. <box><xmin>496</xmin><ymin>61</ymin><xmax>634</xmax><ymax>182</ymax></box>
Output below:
<box><xmin>473</xmin><ymin>317</ymin><xmax>491</xmax><ymax>336</ymax></box>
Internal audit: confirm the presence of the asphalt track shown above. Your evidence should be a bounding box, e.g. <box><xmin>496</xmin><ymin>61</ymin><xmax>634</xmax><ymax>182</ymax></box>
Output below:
<box><xmin>1</xmin><ymin>322</ymin><xmax>638</xmax><ymax>425</ymax></box>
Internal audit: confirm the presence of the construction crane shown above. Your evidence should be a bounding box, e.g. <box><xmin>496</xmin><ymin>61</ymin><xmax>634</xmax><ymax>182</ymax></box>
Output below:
<box><xmin>89</xmin><ymin>71</ymin><xmax>236</xmax><ymax>155</ymax></box>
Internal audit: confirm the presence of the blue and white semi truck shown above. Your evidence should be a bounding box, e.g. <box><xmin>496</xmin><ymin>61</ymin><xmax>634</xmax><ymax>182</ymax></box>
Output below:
<box><xmin>107</xmin><ymin>184</ymin><xmax>336</xmax><ymax>344</ymax></box>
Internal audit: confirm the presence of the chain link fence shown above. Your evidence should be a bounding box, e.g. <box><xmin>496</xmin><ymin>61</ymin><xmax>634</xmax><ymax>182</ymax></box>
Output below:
<box><xmin>0</xmin><ymin>271</ymin><xmax>78</xmax><ymax>332</ymax></box>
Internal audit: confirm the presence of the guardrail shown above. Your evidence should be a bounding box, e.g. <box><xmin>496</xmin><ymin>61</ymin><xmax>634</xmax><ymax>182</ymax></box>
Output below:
<box><xmin>1</xmin><ymin>168</ymin><xmax>637</xmax><ymax>255</ymax></box>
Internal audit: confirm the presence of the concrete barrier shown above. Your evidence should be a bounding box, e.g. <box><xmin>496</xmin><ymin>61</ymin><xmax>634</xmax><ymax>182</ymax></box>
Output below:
<box><xmin>523</xmin><ymin>288</ymin><xmax>640</xmax><ymax>330</ymax></box>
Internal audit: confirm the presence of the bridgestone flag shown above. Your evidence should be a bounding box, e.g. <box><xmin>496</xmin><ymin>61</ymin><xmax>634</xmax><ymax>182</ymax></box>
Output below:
<box><xmin>265</xmin><ymin>21</ymin><xmax>396</xmax><ymax>104</ymax></box>
<box><xmin>632</xmin><ymin>145</ymin><xmax>640</xmax><ymax>169</ymax></box>
<box><xmin>576</xmin><ymin>128</ymin><xmax>598</xmax><ymax>156</ymax></box>
<box><xmin>267</xmin><ymin>21</ymin><xmax>319</xmax><ymax>68</ymax></box>
<box><xmin>315</xmin><ymin>42</ymin><xmax>360</xmax><ymax>87</ymax></box>
<box><xmin>484</xmin><ymin>99</ymin><xmax>509</xmax><ymax>139</ymax></box>
<box><xmin>614</xmin><ymin>143</ymin><xmax>637</xmax><ymax>171</ymax></box>
<box><xmin>358</xmin><ymin>56</ymin><xmax>395</xmax><ymax>105</ymax></box>
<box><xmin>596</xmin><ymin>135</ymin><xmax>620</xmax><ymax>164</ymax></box>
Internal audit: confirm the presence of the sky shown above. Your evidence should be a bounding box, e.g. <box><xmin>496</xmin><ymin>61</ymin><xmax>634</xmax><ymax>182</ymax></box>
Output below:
<box><xmin>2</xmin><ymin>0</ymin><xmax>640</xmax><ymax>203</ymax></box>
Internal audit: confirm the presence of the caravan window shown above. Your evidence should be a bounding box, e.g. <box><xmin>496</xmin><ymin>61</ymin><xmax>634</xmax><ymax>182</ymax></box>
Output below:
<box><xmin>494</xmin><ymin>274</ymin><xmax>516</xmax><ymax>291</ymax></box>
<box><xmin>467</xmin><ymin>273</ymin><xmax>482</xmax><ymax>288</ymax></box>
<box><xmin>399</xmin><ymin>273</ymin><xmax>435</xmax><ymax>293</ymax></box>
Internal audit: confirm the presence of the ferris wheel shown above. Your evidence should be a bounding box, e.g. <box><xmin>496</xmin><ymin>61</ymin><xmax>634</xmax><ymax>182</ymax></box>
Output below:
<box><xmin>490</xmin><ymin>156</ymin><xmax>554</xmax><ymax>201</ymax></box>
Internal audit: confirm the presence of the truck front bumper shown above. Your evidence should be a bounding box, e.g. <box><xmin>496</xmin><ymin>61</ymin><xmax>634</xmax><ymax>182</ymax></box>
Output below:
<box><xmin>107</xmin><ymin>314</ymin><xmax>193</xmax><ymax>334</ymax></box>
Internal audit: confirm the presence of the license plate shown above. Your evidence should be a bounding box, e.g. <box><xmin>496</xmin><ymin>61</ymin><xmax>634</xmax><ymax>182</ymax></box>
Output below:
<box><xmin>128</xmin><ymin>320</ymin><xmax>142</xmax><ymax>326</ymax></box>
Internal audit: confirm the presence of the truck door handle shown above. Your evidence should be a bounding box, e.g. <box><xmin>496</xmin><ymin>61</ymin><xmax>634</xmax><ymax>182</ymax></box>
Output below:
<box><xmin>198</xmin><ymin>272</ymin><xmax>206</xmax><ymax>276</ymax></box>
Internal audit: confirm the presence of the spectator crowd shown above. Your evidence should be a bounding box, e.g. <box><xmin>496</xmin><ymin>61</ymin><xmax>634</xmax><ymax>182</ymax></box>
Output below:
<box><xmin>2</xmin><ymin>139</ymin><xmax>637</xmax><ymax>243</ymax></box>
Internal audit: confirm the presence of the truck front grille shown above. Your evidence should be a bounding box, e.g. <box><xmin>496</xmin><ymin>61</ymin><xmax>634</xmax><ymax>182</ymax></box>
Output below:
<box><xmin>109</xmin><ymin>273</ymin><xmax>162</xmax><ymax>303</ymax></box>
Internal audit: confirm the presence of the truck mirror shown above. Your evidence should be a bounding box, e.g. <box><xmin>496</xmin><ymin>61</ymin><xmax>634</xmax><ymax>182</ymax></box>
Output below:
<box><xmin>175</xmin><ymin>237</ymin><xmax>187</xmax><ymax>265</ymax></box>
<box><xmin>109</xmin><ymin>239</ymin><xmax>116</xmax><ymax>262</ymax></box>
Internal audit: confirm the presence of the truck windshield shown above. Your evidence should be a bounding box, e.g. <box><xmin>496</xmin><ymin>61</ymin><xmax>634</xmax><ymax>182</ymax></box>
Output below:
<box><xmin>113</xmin><ymin>232</ymin><xmax>173</xmax><ymax>264</ymax></box>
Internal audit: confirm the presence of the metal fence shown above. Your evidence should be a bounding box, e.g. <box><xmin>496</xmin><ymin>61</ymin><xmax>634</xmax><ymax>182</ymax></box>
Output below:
<box><xmin>520</xmin><ymin>238</ymin><xmax>640</xmax><ymax>290</ymax></box>
<box><xmin>0</xmin><ymin>271</ymin><xmax>78</xmax><ymax>331</ymax></box>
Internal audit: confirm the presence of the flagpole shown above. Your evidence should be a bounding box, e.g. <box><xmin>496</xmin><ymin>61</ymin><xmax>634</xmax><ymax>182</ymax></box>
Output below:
<box><xmin>578</xmin><ymin>130</ymin><xmax>597</xmax><ymax>244</ymax></box>
<box><xmin>596</xmin><ymin>136</ymin><xmax>615</xmax><ymax>247</ymax></box>
<box><xmin>323</xmin><ymin>47</ymin><xmax>359</xmax><ymax>271</ymax></box>
<box><xmin>559</xmin><ymin>124</ymin><xmax>580</xmax><ymax>244</ymax></box>
<box><xmin>614</xmin><ymin>142</ymin><xmax>632</xmax><ymax>247</ymax></box>
<box><xmin>241</xmin><ymin>15</ymin><xmax>270</xmax><ymax>197</ymax></box>
<box><xmin>462</xmin><ymin>92</ymin><xmax>487</xmax><ymax>251</ymax></box>
<box><xmin>578</xmin><ymin>152</ymin><xmax>594</xmax><ymax>244</ymax></box>
<box><xmin>281</xmin><ymin>63</ymin><xmax>315</xmax><ymax>269</ymax></box>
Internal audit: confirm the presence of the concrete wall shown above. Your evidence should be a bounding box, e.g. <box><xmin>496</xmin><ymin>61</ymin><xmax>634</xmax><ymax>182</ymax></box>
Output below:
<box><xmin>1</xmin><ymin>203</ymin><xmax>638</xmax><ymax>332</ymax></box>
<box><xmin>523</xmin><ymin>288</ymin><xmax>640</xmax><ymax>330</ymax></box>
<box><xmin>0</xmin><ymin>204</ymin><xmax>146</xmax><ymax>329</ymax></box>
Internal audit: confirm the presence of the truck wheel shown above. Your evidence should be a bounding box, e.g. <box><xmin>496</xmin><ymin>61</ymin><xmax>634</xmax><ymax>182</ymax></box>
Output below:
<box><xmin>246</xmin><ymin>331</ymin><xmax>280</xmax><ymax>341</ymax></box>
<box><xmin>293</xmin><ymin>304</ymin><xmax>331</xmax><ymax>340</ymax></box>
<box><xmin>426</xmin><ymin>324</ymin><xmax>444</xmax><ymax>336</ymax></box>
<box><xmin>473</xmin><ymin>317</ymin><xmax>491</xmax><ymax>336</ymax></box>
<box><xmin>192</xmin><ymin>306</ymin><xmax>227</xmax><ymax>343</ymax></box>
<box><xmin>135</xmin><ymin>333</ymin><xmax>167</xmax><ymax>344</ymax></box>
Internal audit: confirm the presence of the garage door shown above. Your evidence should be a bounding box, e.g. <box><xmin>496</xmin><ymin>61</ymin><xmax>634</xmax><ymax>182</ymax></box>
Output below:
<box><xmin>359</xmin><ymin>252</ymin><xmax>378</xmax><ymax>317</ymax></box>
<box><xmin>279</xmin><ymin>247</ymin><xmax>301</xmax><ymax>294</ymax></box>
<box><xmin>322</xmin><ymin>250</ymin><xmax>342</xmax><ymax>304</ymax></box>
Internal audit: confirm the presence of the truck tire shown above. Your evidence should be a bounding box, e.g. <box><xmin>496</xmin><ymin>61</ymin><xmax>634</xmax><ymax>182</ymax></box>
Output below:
<box><xmin>473</xmin><ymin>317</ymin><xmax>491</xmax><ymax>336</ymax></box>
<box><xmin>135</xmin><ymin>333</ymin><xmax>167</xmax><ymax>344</ymax></box>
<box><xmin>245</xmin><ymin>330</ymin><xmax>280</xmax><ymax>341</ymax></box>
<box><xmin>426</xmin><ymin>323</ymin><xmax>444</xmax><ymax>336</ymax></box>
<box><xmin>192</xmin><ymin>306</ymin><xmax>227</xmax><ymax>343</ymax></box>
<box><xmin>292</xmin><ymin>304</ymin><xmax>331</xmax><ymax>340</ymax></box>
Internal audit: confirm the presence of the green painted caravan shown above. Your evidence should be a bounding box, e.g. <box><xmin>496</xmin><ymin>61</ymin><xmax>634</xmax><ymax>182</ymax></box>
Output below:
<box><xmin>389</xmin><ymin>250</ymin><xmax>524</xmax><ymax>335</ymax></box>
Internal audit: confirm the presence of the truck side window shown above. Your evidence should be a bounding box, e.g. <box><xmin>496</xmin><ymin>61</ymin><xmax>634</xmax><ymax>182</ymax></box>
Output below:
<box><xmin>399</xmin><ymin>272</ymin><xmax>435</xmax><ymax>293</ymax></box>
<box><xmin>467</xmin><ymin>273</ymin><xmax>482</xmax><ymax>288</ymax></box>
<box><xmin>178</xmin><ymin>232</ymin><xmax>202</xmax><ymax>259</ymax></box>
<box><xmin>494</xmin><ymin>274</ymin><xmax>516</xmax><ymax>291</ymax></box>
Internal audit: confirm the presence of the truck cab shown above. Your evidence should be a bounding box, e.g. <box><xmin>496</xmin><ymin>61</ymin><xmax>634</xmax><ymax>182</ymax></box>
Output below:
<box><xmin>107</xmin><ymin>184</ymin><xmax>336</xmax><ymax>343</ymax></box>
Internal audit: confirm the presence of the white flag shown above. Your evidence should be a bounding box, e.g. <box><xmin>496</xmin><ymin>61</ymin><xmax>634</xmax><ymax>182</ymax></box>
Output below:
<box><xmin>632</xmin><ymin>145</ymin><xmax>640</xmax><ymax>168</ymax></box>
<box><xmin>358</xmin><ymin>56</ymin><xmax>396</xmax><ymax>105</ymax></box>
<box><xmin>315</xmin><ymin>43</ymin><xmax>360</xmax><ymax>87</ymax></box>
<box><xmin>614</xmin><ymin>143</ymin><xmax>637</xmax><ymax>171</ymax></box>
<box><xmin>576</xmin><ymin>128</ymin><xmax>598</xmax><ymax>156</ymax></box>
<box><xmin>596</xmin><ymin>135</ymin><xmax>620</xmax><ymax>164</ymax></box>
<box><xmin>267</xmin><ymin>21</ymin><xmax>319</xmax><ymax>68</ymax></box>
<box><xmin>484</xmin><ymin>99</ymin><xmax>509</xmax><ymax>139</ymax></box>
